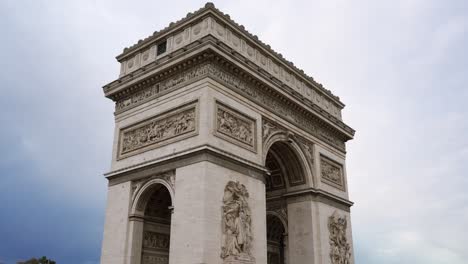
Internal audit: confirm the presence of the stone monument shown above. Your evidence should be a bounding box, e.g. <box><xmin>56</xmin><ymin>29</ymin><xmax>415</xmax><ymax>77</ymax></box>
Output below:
<box><xmin>100</xmin><ymin>3</ymin><xmax>356</xmax><ymax>264</ymax></box>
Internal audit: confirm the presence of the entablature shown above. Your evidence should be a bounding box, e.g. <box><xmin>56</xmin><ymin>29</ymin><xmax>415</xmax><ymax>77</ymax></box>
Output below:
<box><xmin>103</xmin><ymin>43</ymin><xmax>354</xmax><ymax>151</ymax></box>
<box><xmin>105</xmin><ymin>3</ymin><xmax>346</xmax><ymax>121</ymax></box>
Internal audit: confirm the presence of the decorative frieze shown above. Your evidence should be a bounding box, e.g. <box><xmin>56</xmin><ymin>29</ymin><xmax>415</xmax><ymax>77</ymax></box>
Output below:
<box><xmin>118</xmin><ymin>102</ymin><xmax>198</xmax><ymax>159</ymax></box>
<box><xmin>206</xmin><ymin>63</ymin><xmax>346</xmax><ymax>152</ymax></box>
<box><xmin>143</xmin><ymin>231</ymin><xmax>170</xmax><ymax>250</ymax></box>
<box><xmin>116</xmin><ymin>61</ymin><xmax>346</xmax><ymax>152</ymax></box>
<box><xmin>215</xmin><ymin>102</ymin><xmax>256</xmax><ymax>152</ymax></box>
<box><xmin>221</xmin><ymin>181</ymin><xmax>254</xmax><ymax>263</ymax></box>
<box><xmin>142</xmin><ymin>254</ymin><xmax>169</xmax><ymax>264</ymax></box>
<box><xmin>320</xmin><ymin>155</ymin><xmax>345</xmax><ymax>191</ymax></box>
<box><xmin>328</xmin><ymin>212</ymin><xmax>351</xmax><ymax>264</ymax></box>
<box><xmin>116</xmin><ymin>63</ymin><xmax>211</xmax><ymax>113</ymax></box>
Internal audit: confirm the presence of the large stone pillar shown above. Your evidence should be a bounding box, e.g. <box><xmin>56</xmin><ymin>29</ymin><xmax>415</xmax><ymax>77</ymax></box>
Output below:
<box><xmin>169</xmin><ymin>161</ymin><xmax>267</xmax><ymax>264</ymax></box>
<box><xmin>100</xmin><ymin>182</ymin><xmax>132</xmax><ymax>264</ymax></box>
<box><xmin>286</xmin><ymin>196</ymin><xmax>320</xmax><ymax>264</ymax></box>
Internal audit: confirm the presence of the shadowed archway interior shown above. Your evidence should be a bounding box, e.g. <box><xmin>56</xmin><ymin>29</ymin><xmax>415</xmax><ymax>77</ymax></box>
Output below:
<box><xmin>265</xmin><ymin>141</ymin><xmax>306</xmax><ymax>264</ymax></box>
<box><xmin>266</xmin><ymin>214</ymin><xmax>286</xmax><ymax>264</ymax></box>
<box><xmin>265</xmin><ymin>141</ymin><xmax>305</xmax><ymax>192</ymax></box>
<box><xmin>141</xmin><ymin>184</ymin><xmax>172</xmax><ymax>264</ymax></box>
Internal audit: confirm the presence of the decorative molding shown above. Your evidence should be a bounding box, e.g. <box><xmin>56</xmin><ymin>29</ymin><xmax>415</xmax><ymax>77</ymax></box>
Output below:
<box><xmin>116</xmin><ymin>63</ymin><xmax>211</xmax><ymax>113</ymax></box>
<box><xmin>114</xmin><ymin>61</ymin><xmax>347</xmax><ymax>153</ymax></box>
<box><xmin>207</xmin><ymin>62</ymin><xmax>346</xmax><ymax>152</ymax></box>
<box><xmin>118</xmin><ymin>101</ymin><xmax>198</xmax><ymax>159</ymax></box>
<box><xmin>328</xmin><ymin>211</ymin><xmax>352</xmax><ymax>264</ymax></box>
<box><xmin>215</xmin><ymin>102</ymin><xmax>257</xmax><ymax>152</ymax></box>
<box><xmin>113</xmin><ymin>4</ymin><xmax>345</xmax><ymax>121</ymax></box>
<box><xmin>221</xmin><ymin>181</ymin><xmax>255</xmax><ymax>263</ymax></box>
<box><xmin>143</xmin><ymin>231</ymin><xmax>170</xmax><ymax>250</ymax></box>
<box><xmin>320</xmin><ymin>155</ymin><xmax>345</xmax><ymax>191</ymax></box>
<box><xmin>132</xmin><ymin>171</ymin><xmax>175</xmax><ymax>210</ymax></box>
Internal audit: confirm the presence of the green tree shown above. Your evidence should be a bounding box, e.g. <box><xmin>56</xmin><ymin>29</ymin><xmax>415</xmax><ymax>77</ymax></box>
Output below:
<box><xmin>18</xmin><ymin>256</ymin><xmax>56</xmax><ymax>264</ymax></box>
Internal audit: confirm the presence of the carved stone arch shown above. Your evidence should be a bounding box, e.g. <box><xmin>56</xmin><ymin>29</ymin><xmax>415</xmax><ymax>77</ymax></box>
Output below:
<box><xmin>263</xmin><ymin>132</ymin><xmax>312</xmax><ymax>188</ymax></box>
<box><xmin>131</xmin><ymin>178</ymin><xmax>175</xmax><ymax>216</ymax></box>
<box><xmin>266</xmin><ymin>210</ymin><xmax>288</xmax><ymax>234</ymax></box>
<box><xmin>262</xmin><ymin>128</ymin><xmax>290</xmax><ymax>163</ymax></box>
<box><xmin>266</xmin><ymin>211</ymin><xmax>288</xmax><ymax>264</ymax></box>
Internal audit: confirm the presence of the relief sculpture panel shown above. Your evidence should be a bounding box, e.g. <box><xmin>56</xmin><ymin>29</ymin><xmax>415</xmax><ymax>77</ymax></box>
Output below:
<box><xmin>215</xmin><ymin>102</ymin><xmax>256</xmax><ymax>152</ymax></box>
<box><xmin>114</xmin><ymin>61</ymin><xmax>347</xmax><ymax>153</ymax></box>
<box><xmin>143</xmin><ymin>231</ymin><xmax>170</xmax><ymax>250</ymax></box>
<box><xmin>118</xmin><ymin>102</ymin><xmax>198</xmax><ymax>159</ymax></box>
<box><xmin>328</xmin><ymin>212</ymin><xmax>352</xmax><ymax>264</ymax></box>
<box><xmin>320</xmin><ymin>155</ymin><xmax>345</xmax><ymax>191</ymax></box>
<box><xmin>142</xmin><ymin>254</ymin><xmax>169</xmax><ymax>264</ymax></box>
<box><xmin>221</xmin><ymin>181</ymin><xmax>255</xmax><ymax>263</ymax></box>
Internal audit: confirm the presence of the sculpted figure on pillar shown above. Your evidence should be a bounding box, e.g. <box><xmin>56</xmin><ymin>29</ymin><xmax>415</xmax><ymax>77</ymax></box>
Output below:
<box><xmin>221</xmin><ymin>181</ymin><xmax>254</xmax><ymax>263</ymax></box>
<box><xmin>328</xmin><ymin>211</ymin><xmax>352</xmax><ymax>264</ymax></box>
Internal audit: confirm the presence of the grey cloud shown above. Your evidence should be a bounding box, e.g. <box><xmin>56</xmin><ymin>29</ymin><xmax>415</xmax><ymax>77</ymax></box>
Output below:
<box><xmin>1</xmin><ymin>1</ymin><xmax>467</xmax><ymax>263</ymax></box>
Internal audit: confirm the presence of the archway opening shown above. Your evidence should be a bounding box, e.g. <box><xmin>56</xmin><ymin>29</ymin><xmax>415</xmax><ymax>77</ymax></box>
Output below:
<box><xmin>265</xmin><ymin>141</ymin><xmax>306</xmax><ymax>264</ymax></box>
<box><xmin>267</xmin><ymin>214</ymin><xmax>286</xmax><ymax>264</ymax></box>
<box><xmin>141</xmin><ymin>184</ymin><xmax>172</xmax><ymax>264</ymax></box>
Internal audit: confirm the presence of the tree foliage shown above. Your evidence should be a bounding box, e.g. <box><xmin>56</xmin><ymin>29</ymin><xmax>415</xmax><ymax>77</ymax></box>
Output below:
<box><xmin>18</xmin><ymin>256</ymin><xmax>56</xmax><ymax>264</ymax></box>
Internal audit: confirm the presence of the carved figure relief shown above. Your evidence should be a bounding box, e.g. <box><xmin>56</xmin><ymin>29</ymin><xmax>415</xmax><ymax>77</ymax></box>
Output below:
<box><xmin>320</xmin><ymin>155</ymin><xmax>345</xmax><ymax>191</ymax></box>
<box><xmin>118</xmin><ymin>102</ymin><xmax>197</xmax><ymax>158</ymax></box>
<box><xmin>114</xmin><ymin>61</ymin><xmax>346</xmax><ymax>152</ymax></box>
<box><xmin>215</xmin><ymin>102</ymin><xmax>256</xmax><ymax>152</ymax></box>
<box><xmin>221</xmin><ymin>181</ymin><xmax>254</xmax><ymax>263</ymax></box>
<box><xmin>142</xmin><ymin>255</ymin><xmax>168</xmax><ymax>264</ymax></box>
<box><xmin>207</xmin><ymin>62</ymin><xmax>346</xmax><ymax>151</ymax></box>
<box><xmin>262</xmin><ymin>119</ymin><xmax>283</xmax><ymax>142</ymax></box>
<box><xmin>116</xmin><ymin>64</ymin><xmax>211</xmax><ymax>112</ymax></box>
<box><xmin>328</xmin><ymin>212</ymin><xmax>351</xmax><ymax>264</ymax></box>
<box><xmin>143</xmin><ymin>231</ymin><xmax>170</xmax><ymax>250</ymax></box>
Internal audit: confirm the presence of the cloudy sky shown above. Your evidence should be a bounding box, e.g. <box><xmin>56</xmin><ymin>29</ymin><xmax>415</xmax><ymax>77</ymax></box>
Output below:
<box><xmin>1</xmin><ymin>0</ymin><xmax>467</xmax><ymax>263</ymax></box>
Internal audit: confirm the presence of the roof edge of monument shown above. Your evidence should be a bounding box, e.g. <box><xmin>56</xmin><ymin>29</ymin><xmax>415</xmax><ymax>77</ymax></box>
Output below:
<box><xmin>115</xmin><ymin>2</ymin><xmax>344</xmax><ymax>105</ymax></box>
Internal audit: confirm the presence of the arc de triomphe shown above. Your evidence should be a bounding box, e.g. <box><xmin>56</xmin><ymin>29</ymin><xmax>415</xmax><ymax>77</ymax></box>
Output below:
<box><xmin>100</xmin><ymin>3</ymin><xmax>356</xmax><ymax>264</ymax></box>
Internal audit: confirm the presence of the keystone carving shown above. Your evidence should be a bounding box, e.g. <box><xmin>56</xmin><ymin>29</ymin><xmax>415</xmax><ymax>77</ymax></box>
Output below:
<box><xmin>328</xmin><ymin>211</ymin><xmax>351</xmax><ymax>264</ymax></box>
<box><xmin>221</xmin><ymin>181</ymin><xmax>254</xmax><ymax>263</ymax></box>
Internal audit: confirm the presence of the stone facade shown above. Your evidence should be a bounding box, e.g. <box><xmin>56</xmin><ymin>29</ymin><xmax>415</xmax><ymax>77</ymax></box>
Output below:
<box><xmin>100</xmin><ymin>3</ymin><xmax>355</xmax><ymax>264</ymax></box>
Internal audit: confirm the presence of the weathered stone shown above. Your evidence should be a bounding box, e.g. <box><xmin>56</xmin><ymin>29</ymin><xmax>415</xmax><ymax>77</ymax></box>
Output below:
<box><xmin>99</xmin><ymin>3</ymin><xmax>356</xmax><ymax>264</ymax></box>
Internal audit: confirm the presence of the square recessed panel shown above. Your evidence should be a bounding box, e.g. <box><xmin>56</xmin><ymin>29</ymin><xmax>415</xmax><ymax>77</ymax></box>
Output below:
<box><xmin>320</xmin><ymin>155</ymin><xmax>346</xmax><ymax>191</ymax></box>
<box><xmin>214</xmin><ymin>101</ymin><xmax>257</xmax><ymax>153</ymax></box>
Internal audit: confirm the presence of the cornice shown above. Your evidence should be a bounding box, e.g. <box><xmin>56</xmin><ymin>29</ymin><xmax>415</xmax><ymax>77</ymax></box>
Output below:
<box><xmin>283</xmin><ymin>187</ymin><xmax>354</xmax><ymax>208</ymax></box>
<box><xmin>103</xmin><ymin>41</ymin><xmax>355</xmax><ymax>140</ymax></box>
<box><xmin>105</xmin><ymin>144</ymin><xmax>267</xmax><ymax>185</ymax></box>
<box><xmin>113</xmin><ymin>2</ymin><xmax>345</xmax><ymax>112</ymax></box>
